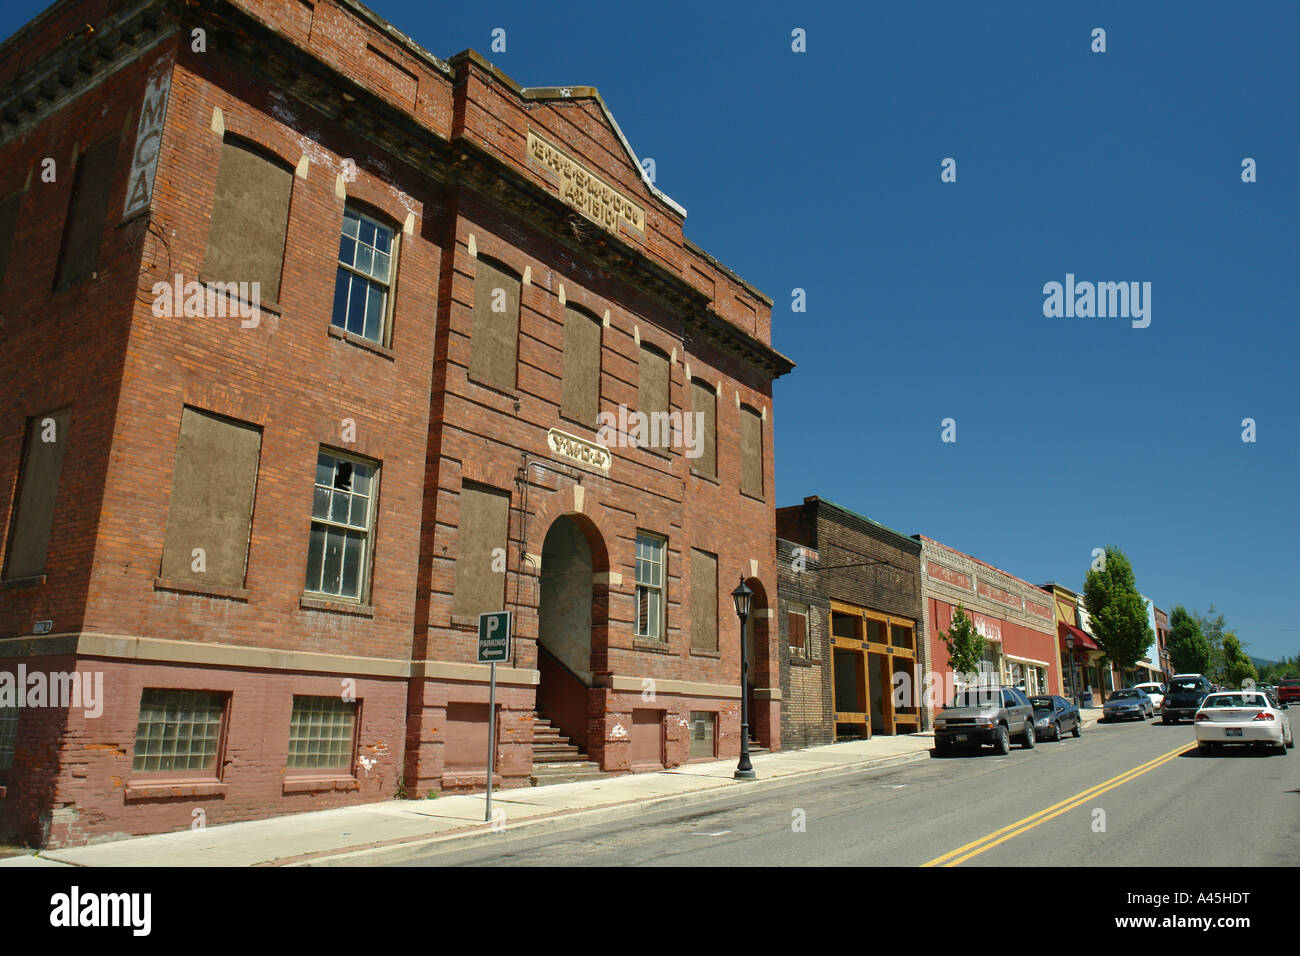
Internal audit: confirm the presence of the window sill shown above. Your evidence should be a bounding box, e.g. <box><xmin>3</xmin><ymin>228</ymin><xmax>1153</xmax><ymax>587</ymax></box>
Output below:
<box><xmin>300</xmin><ymin>595</ymin><xmax>374</xmax><ymax>617</ymax></box>
<box><xmin>154</xmin><ymin>577</ymin><xmax>250</xmax><ymax>601</ymax></box>
<box><xmin>689</xmin><ymin>468</ymin><xmax>719</xmax><ymax>484</ymax></box>
<box><xmin>0</xmin><ymin>574</ymin><xmax>46</xmax><ymax>590</ymax></box>
<box><xmin>125</xmin><ymin>779</ymin><xmax>226</xmax><ymax>801</ymax></box>
<box><xmin>197</xmin><ymin>273</ymin><xmax>283</xmax><ymax>315</ymax></box>
<box><xmin>689</xmin><ymin>648</ymin><xmax>721</xmax><ymax>659</ymax></box>
<box><xmin>327</xmin><ymin>323</ymin><xmax>394</xmax><ymax>360</ymax></box>
<box><xmin>633</xmin><ymin>639</ymin><xmax>672</xmax><ymax>654</ymax></box>
<box><xmin>283</xmin><ymin>775</ymin><xmax>360</xmax><ymax>795</ymax></box>
<box><xmin>739</xmin><ymin>489</ymin><xmax>766</xmax><ymax>504</ymax></box>
<box><xmin>449</xmin><ymin>614</ymin><xmax>484</xmax><ymax>629</ymax></box>
<box><xmin>790</xmin><ymin>656</ymin><xmax>816</xmax><ymax>668</ymax></box>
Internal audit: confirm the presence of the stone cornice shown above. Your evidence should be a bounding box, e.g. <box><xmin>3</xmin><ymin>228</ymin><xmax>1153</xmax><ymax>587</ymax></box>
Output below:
<box><xmin>0</xmin><ymin>0</ymin><xmax>178</xmax><ymax>144</ymax></box>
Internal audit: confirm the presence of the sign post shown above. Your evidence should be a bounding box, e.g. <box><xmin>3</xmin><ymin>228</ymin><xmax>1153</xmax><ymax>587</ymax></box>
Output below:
<box><xmin>477</xmin><ymin>611</ymin><xmax>512</xmax><ymax>824</ymax></box>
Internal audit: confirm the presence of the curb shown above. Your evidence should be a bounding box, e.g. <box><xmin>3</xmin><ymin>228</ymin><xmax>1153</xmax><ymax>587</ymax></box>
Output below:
<box><xmin>283</xmin><ymin>748</ymin><xmax>934</xmax><ymax>866</ymax></box>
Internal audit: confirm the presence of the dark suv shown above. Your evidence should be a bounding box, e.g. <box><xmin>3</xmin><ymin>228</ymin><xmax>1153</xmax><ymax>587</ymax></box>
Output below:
<box><xmin>1161</xmin><ymin>674</ymin><xmax>1213</xmax><ymax>723</ymax></box>
<box><xmin>934</xmin><ymin>685</ymin><xmax>1036</xmax><ymax>755</ymax></box>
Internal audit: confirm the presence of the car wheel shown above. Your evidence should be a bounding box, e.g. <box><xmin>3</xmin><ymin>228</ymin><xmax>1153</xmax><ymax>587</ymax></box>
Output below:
<box><xmin>1072</xmin><ymin>717</ymin><xmax>1082</xmax><ymax>738</ymax></box>
<box><xmin>1277</xmin><ymin>738</ymin><xmax>1289</xmax><ymax>756</ymax></box>
<box><xmin>1052</xmin><ymin>721</ymin><xmax>1062</xmax><ymax>741</ymax></box>
<box><xmin>1021</xmin><ymin>721</ymin><xmax>1035</xmax><ymax>749</ymax></box>
<box><xmin>993</xmin><ymin>725</ymin><xmax>1010</xmax><ymax>755</ymax></box>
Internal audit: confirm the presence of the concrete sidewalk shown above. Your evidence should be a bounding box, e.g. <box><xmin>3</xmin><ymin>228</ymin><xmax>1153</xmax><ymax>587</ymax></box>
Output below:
<box><xmin>1</xmin><ymin>709</ymin><xmax>1105</xmax><ymax>867</ymax></box>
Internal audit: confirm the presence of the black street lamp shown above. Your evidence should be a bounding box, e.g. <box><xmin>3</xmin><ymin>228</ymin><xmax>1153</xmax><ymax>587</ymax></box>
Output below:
<box><xmin>1066</xmin><ymin>632</ymin><xmax>1077</xmax><ymax>707</ymax></box>
<box><xmin>731</xmin><ymin>576</ymin><xmax>755</xmax><ymax>780</ymax></box>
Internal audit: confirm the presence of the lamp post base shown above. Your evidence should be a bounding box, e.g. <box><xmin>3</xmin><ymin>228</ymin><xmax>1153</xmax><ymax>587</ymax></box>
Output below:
<box><xmin>734</xmin><ymin>767</ymin><xmax>756</xmax><ymax>780</ymax></box>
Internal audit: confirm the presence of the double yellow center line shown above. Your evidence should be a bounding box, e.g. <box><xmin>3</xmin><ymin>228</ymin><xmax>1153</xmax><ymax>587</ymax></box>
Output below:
<box><xmin>922</xmin><ymin>740</ymin><xmax>1193</xmax><ymax>867</ymax></box>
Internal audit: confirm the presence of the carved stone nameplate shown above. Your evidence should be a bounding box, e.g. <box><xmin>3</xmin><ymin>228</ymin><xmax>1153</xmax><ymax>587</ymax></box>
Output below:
<box><xmin>527</xmin><ymin>130</ymin><xmax>645</xmax><ymax>236</ymax></box>
<box><xmin>547</xmin><ymin>428</ymin><xmax>611</xmax><ymax>474</ymax></box>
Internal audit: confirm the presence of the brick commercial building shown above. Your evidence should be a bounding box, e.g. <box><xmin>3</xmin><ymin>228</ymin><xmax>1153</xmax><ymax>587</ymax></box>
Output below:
<box><xmin>776</xmin><ymin>498</ymin><xmax>923</xmax><ymax>746</ymax></box>
<box><xmin>0</xmin><ymin>0</ymin><xmax>792</xmax><ymax>847</ymax></box>
<box><xmin>918</xmin><ymin>536</ymin><xmax>1061</xmax><ymax>726</ymax></box>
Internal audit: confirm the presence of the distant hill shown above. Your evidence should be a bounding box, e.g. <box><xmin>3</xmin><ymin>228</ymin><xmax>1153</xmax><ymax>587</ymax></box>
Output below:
<box><xmin>1251</xmin><ymin>656</ymin><xmax>1277</xmax><ymax>669</ymax></box>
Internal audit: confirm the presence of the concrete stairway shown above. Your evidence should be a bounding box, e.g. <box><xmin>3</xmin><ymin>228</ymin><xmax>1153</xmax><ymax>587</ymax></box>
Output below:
<box><xmin>529</xmin><ymin>715</ymin><xmax>608</xmax><ymax>786</ymax></box>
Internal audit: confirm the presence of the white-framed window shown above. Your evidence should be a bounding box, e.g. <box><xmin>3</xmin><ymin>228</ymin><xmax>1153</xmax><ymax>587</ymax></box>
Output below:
<box><xmin>635</xmin><ymin>532</ymin><xmax>666</xmax><ymax>640</ymax></box>
<box><xmin>131</xmin><ymin>690</ymin><xmax>227</xmax><ymax>775</ymax></box>
<box><xmin>287</xmin><ymin>695</ymin><xmax>357</xmax><ymax>773</ymax></box>
<box><xmin>331</xmin><ymin>206</ymin><xmax>396</xmax><ymax>343</ymax></box>
<box><xmin>305</xmin><ymin>450</ymin><xmax>378</xmax><ymax>602</ymax></box>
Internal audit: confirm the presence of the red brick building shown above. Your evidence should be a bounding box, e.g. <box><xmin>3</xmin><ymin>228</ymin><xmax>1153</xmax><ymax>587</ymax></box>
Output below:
<box><xmin>0</xmin><ymin>0</ymin><xmax>791</xmax><ymax>847</ymax></box>
<box><xmin>918</xmin><ymin>536</ymin><xmax>1062</xmax><ymax>726</ymax></box>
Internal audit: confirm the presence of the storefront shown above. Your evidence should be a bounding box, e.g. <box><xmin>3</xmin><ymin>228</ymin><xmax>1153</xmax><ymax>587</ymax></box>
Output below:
<box><xmin>777</xmin><ymin>498</ymin><xmax>924</xmax><ymax>745</ymax></box>
<box><xmin>919</xmin><ymin>536</ymin><xmax>1061</xmax><ymax>728</ymax></box>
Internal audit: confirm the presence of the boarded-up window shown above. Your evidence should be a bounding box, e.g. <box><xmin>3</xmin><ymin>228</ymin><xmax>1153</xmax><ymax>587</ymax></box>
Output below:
<box><xmin>740</xmin><ymin>405</ymin><xmax>764</xmax><ymax>497</ymax></box>
<box><xmin>55</xmin><ymin>137</ymin><xmax>118</xmax><ymax>288</ymax></box>
<box><xmin>690</xmin><ymin>548</ymin><xmax>718</xmax><ymax>652</ymax></box>
<box><xmin>159</xmin><ymin>408</ymin><xmax>262</xmax><ymax>588</ymax></box>
<box><xmin>444</xmin><ymin>702</ymin><xmax>490</xmax><ymax>771</ymax></box>
<box><xmin>3</xmin><ymin>408</ymin><xmax>71</xmax><ymax>580</ymax></box>
<box><xmin>469</xmin><ymin>258</ymin><xmax>520</xmax><ymax>391</ymax></box>
<box><xmin>690</xmin><ymin>379</ymin><xmax>717</xmax><ymax>477</ymax></box>
<box><xmin>639</xmin><ymin>346</ymin><xmax>670</xmax><ymax>452</ymax></box>
<box><xmin>202</xmin><ymin>138</ymin><xmax>293</xmax><ymax>302</ymax></box>
<box><xmin>788</xmin><ymin>603</ymin><xmax>809</xmax><ymax>658</ymax></box>
<box><xmin>452</xmin><ymin>482</ymin><xmax>510</xmax><ymax>618</ymax></box>
<box><xmin>629</xmin><ymin>709</ymin><xmax>663</xmax><ymax>768</ymax></box>
<box><xmin>561</xmin><ymin>306</ymin><xmax>601</xmax><ymax>425</ymax></box>
<box><xmin>0</xmin><ymin>192</ymin><xmax>21</xmax><ymax>289</ymax></box>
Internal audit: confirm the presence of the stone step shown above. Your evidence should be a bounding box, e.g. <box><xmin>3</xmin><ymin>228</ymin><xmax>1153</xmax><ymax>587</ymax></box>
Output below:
<box><xmin>533</xmin><ymin>749</ymin><xmax>590</xmax><ymax>764</ymax></box>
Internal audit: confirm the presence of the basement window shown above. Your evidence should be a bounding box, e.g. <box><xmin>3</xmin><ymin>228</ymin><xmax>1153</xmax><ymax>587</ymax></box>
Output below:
<box><xmin>287</xmin><ymin>696</ymin><xmax>357</xmax><ymax>773</ymax></box>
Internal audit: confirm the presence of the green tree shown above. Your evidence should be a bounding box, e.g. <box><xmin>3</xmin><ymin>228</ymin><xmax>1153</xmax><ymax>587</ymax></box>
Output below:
<box><xmin>1193</xmin><ymin>605</ymin><xmax>1228</xmax><ymax>683</ymax></box>
<box><xmin>1083</xmin><ymin>547</ymin><xmax>1153</xmax><ymax>672</ymax></box>
<box><xmin>940</xmin><ymin>603</ymin><xmax>985</xmax><ymax>682</ymax></box>
<box><xmin>1167</xmin><ymin>606</ymin><xmax>1211</xmax><ymax>674</ymax></box>
<box><xmin>1221</xmin><ymin>633</ymin><xmax>1258</xmax><ymax>688</ymax></box>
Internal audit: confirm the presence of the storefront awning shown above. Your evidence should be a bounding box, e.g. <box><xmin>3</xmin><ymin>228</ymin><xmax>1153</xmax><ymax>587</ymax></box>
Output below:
<box><xmin>1059</xmin><ymin>622</ymin><xmax>1100</xmax><ymax>652</ymax></box>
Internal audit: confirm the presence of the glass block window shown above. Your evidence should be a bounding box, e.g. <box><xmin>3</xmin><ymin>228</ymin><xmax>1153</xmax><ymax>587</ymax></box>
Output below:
<box><xmin>689</xmin><ymin>711</ymin><xmax>715</xmax><ymax>759</ymax></box>
<box><xmin>635</xmin><ymin>532</ymin><xmax>665</xmax><ymax>640</ymax></box>
<box><xmin>0</xmin><ymin>706</ymin><xmax>19</xmax><ymax>772</ymax></box>
<box><xmin>287</xmin><ymin>696</ymin><xmax>356</xmax><ymax>772</ymax></box>
<box><xmin>331</xmin><ymin>206</ymin><xmax>395</xmax><ymax>343</ymax></box>
<box><xmin>132</xmin><ymin>690</ymin><xmax>225</xmax><ymax>774</ymax></box>
<box><xmin>305</xmin><ymin>451</ymin><xmax>377</xmax><ymax>602</ymax></box>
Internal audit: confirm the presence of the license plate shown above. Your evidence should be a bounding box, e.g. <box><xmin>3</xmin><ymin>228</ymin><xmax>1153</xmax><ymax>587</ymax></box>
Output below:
<box><xmin>1226</xmin><ymin>728</ymin><xmax>1243</xmax><ymax>737</ymax></box>
<box><xmin>955</xmin><ymin>735</ymin><xmax>968</xmax><ymax>743</ymax></box>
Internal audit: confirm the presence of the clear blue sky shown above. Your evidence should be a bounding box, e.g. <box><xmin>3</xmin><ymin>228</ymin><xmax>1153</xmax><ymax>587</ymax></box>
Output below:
<box><xmin>6</xmin><ymin>1</ymin><xmax>1296</xmax><ymax>659</ymax></box>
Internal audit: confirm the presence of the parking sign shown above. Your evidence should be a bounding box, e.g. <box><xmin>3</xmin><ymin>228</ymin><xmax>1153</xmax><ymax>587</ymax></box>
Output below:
<box><xmin>477</xmin><ymin>611</ymin><xmax>511</xmax><ymax>664</ymax></box>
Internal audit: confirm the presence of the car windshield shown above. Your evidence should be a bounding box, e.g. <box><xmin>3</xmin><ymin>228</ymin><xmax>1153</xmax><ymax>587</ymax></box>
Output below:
<box><xmin>1169</xmin><ymin>680</ymin><xmax>1201</xmax><ymax>692</ymax></box>
<box><xmin>949</xmin><ymin>688</ymin><xmax>1001</xmax><ymax>708</ymax></box>
<box><xmin>1137</xmin><ymin>685</ymin><xmax>1162</xmax><ymax>694</ymax></box>
<box><xmin>1109</xmin><ymin>690</ymin><xmax>1139</xmax><ymax>700</ymax></box>
<box><xmin>1203</xmin><ymin>694</ymin><xmax>1266</xmax><ymax>709</ymax></box>
<box><xmin>1281</xmin><ymin>680</ymin><xmax>1300</xmax><ymax>688</ymax></box>
<box><xmin>1030</xmin><ymin>697</ymin><xmax>1055</xmax><ymax>711</ymax></box>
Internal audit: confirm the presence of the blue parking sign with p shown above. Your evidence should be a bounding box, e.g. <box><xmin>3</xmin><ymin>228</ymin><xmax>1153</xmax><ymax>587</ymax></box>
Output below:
<box><xmin>477</xmin><ymin>611</ymin><xmax>512</xmax><ymax>663</ymax></box>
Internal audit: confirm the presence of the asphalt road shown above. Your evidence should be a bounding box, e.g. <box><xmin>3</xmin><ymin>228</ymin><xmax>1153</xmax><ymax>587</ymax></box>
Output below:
<box><xmin>397</xmin><ymin>716</ymin><xmax>1300</xmax><ymax>866</ymax></box>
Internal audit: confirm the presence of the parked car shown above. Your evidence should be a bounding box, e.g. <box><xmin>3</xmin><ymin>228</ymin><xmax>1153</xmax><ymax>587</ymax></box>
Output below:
<box><xmin>1195</xmin><ymin>691</ymin><xmax>1294</xmax><ymax>755</ymax></box>
<box><xmin>1133</xmin><ymin>681</ymin><xmax>1167</xmax><ymax>711</ymax></box>
<box><xmin>1103</xmin><ymin>688</ymin><xmax>1153</xmax><ymax>721</ymax></box>
<box><xmin>1029</xmin><ymin>695</ymin><xmax>1082</xmax><ymax>740</ymax></box>
<box><xmin>933</xmin><ymin>685</ymin><xmax>1037</xmax><ymax>755</ymax></box>
<box><xmin>1163</xmin><ymin>674</ymin><xmax>1214</xmax><ymax>723</ymax></box>
<box><xmin>1277</xmin><ymin>678</ymin><xmax>1300</xmax><ymax>705</ymax></box>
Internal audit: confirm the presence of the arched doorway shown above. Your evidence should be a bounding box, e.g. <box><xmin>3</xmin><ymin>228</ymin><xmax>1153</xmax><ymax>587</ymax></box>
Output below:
<box><xmin>535</xmin><ymin>514</ymin><xmax>608</xmax><ymax>753</ymax></box>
